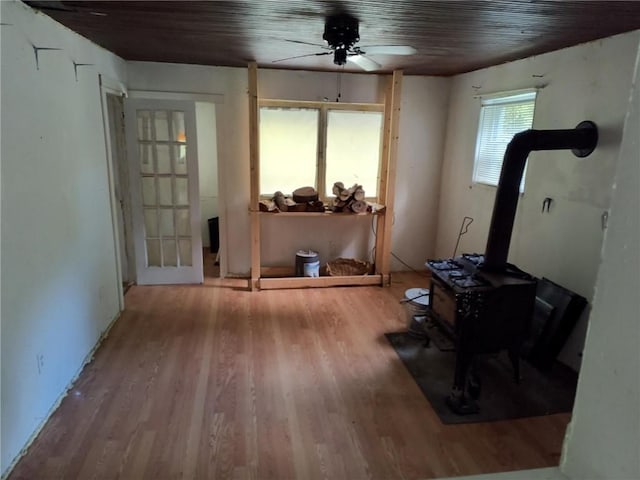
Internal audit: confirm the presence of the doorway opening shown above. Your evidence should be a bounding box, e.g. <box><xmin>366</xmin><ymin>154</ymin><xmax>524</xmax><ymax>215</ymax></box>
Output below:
<box><xmin>104</xmin><ymin>90</ymin><xmax>222</xmax><ymax>290</ymax></box>
<box><xmin>195</xmin><ymin>102</ymin><xmax>220</xmax><ymax>279</ymax></box>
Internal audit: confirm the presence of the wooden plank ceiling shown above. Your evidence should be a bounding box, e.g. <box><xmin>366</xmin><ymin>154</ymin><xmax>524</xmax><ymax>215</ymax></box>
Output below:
<box><xmin>25</xmin><ymin>0</ymin><xmax>640</xmax><ymax>76</ymax></box>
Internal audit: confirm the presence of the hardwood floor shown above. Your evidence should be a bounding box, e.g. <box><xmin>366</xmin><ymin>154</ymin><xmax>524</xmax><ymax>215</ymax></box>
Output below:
<box><xmin>9</xmin><ymin>268</ymin><xmax>570</xmax><ymax>479</ymax></box>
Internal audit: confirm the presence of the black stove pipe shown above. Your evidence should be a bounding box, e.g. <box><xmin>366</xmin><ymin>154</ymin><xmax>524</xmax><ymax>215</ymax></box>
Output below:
<box><xmin>482</xmin><ymin>121</ymin><xmax>598</xmax><ymax>271</ymax></box>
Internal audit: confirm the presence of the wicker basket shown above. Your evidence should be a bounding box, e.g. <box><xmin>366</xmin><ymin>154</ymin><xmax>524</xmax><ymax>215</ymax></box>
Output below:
<box><xmin>326</xmin><ymin>258</ymin><xmax>371</xmax><ymax>276</ymax></box>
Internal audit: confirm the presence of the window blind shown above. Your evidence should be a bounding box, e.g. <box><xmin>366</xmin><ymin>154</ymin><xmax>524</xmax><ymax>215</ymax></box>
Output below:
<box><xmin>473</xmin><ymin>92</ymin><xmax>536</xmax><ymax>191</ymax></box>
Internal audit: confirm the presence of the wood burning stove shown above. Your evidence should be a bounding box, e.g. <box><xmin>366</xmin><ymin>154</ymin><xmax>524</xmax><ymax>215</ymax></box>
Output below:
<box><xmin>426</xmin><ymin>255</ymin><xmax>537</xmax><ymax>414</ymax></box>
<box><xmin>425</xmin><ymin>121</ymin><xmax>598</xmax><ymax>414</ymax></box>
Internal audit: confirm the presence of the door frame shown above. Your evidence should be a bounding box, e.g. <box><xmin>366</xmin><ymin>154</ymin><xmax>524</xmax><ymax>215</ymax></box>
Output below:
<box><xmin>102</xmin><ymin>85</ymin><xmax>227</xmax><ymax>289</ymax></box>
<box><xmin>106</xmin><ymin>93</ymin><xmax>136</xmax><ymax>286</ymax></box>
<box><xmin>99</xmin><ymin>74</ymin><xmax>129</xmax><ymax>310</ymax></box>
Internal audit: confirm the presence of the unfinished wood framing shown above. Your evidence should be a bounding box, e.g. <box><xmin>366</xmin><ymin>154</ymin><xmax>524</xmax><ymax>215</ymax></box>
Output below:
<box><xmin>374</xmin><ymin>76</ymin><xmax>395</xmax><ymax>279</ymax></box>
<box><xmin>260</xmin><ymin>266</ymin><xmax>296</xmax><ymax>277</ymax></box>
<box><xmin>253</xmin><ymin>211</ymin><xmax>384</xmax><ymax>218</ymax></box>
<box><xmin>259</xmin><ymin>98</ymin><xmax>384</xmax><ymax>111</ymax></box>
<box><xmin>248</xmin><ymin>62</ymin><xmax>260</xmax><ymax>291</ymax></box>
<box><xmin>259</xmin><ymin>274</ymin><xmax>384</xmax><ymax>290</ymax></box>
<box><xmin>249</xmin><ymin>65</ymin><xmax>403</xmax><ymax>290</ymax></box>
<box><xmin>378</xmin><ymin>70</ymin><xmax>403</xmax><ymax>281</ymax></box>
<box><xmin>317</xmin><ymin>106</ymin><xmax>328</xmax><ymax>203</ymax></box>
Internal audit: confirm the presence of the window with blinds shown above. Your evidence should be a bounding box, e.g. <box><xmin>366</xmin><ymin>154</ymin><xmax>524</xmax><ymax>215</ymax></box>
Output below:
<box><xmin>473</xmin><ymin>91</ymin><xmax>537</xmax><ymax>192</ymax></box>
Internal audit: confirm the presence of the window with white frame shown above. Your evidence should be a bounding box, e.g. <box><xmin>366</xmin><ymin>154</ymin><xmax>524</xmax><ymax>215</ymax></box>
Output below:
<box><xmin>473</xmin><ymin>91</ymin><xmax>537</xmax><ymax>192</ymax></box>
<box><xmin>259</xmin><ymin>103</ymin><xmax>384</xmax><ymax>200</ymax></box>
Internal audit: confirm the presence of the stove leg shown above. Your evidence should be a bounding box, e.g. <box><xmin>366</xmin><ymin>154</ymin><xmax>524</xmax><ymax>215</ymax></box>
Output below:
<box><xmin>446</xmin><ymin>386</ymin><xmax>479</xmax><ymax>415</ymax></box>
<box><xmin>467</xmin><ymin>361</ymin><xmax>482</xmax><ymax>399</ymax></box>
<box><xmin>446</xmin><ymin>351</ymin><xmax>479</xmax><ymax>415</ymax></box>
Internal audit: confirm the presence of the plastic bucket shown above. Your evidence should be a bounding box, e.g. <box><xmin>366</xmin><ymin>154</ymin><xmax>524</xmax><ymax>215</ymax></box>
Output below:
<box><xmin>403</xmin><ymin>288</ymin><xmax>430</xmax><ymax>336</ymax></box>
<box><xmin>295</xmin><ymin>250</ymin><xmax>320</xmax><ymax>277</ymax></box>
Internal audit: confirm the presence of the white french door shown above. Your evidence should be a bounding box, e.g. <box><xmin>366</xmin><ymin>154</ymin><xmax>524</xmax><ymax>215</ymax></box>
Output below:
<box><xmin>124</xmin><ymin>99</ymin><xmax>203</xmax><ymax>285</ymax></box>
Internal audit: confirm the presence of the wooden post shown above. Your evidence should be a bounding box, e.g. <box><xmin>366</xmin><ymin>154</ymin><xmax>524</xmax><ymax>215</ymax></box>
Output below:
<box><xmin>375</xmin><ymin>75</ymin><xmax>394</xmax><ymax>279</ymax></box>
<box><xmin>248</xmin><ymin>62</ymin><xmax>260</xmax><ymax>290</ymax></box>
<box><xmin>316</xmin><ymin>107</ymin><xmax>328</xmax><ymax>202</ymax></box>
<box><xmin>379</xmin><ymin>70</ymin><xmax>403</xmax><ymax>283</ymax></box>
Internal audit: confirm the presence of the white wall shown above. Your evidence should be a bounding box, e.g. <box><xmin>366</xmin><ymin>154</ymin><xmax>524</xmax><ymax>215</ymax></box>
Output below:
<box><xmin>0</xmin><ymin>1</ymin><xmax>127</xmax><ymax>475</ymax></box>
<box><xmin>392</xmin><ymin>76</ymin><xmax>450</xmax><ymax>270</ymax></box>
<box><xmin>127</xmin><ymin>64</ymin><xmax>451</xmax><ymax>275</ymax></box>
<box><xmin>561</xmin><ymin>42</ymin><xmax>640</xmax><ymax>480</ymax></box>
<box><xmin>436</xmin><ymin>31</ymin><xmax>640</xmax><ymax>370</ymax></box>
<box><xmin>196</xmin><ymin>102</ymin><xmax>218</xmax><ymax>249</ymax></box>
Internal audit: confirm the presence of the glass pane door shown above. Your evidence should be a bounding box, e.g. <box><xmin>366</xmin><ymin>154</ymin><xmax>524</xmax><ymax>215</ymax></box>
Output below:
<box><xmin>125</xmin><ymin>99</ymin><xmax>203</xmax><ymax>285</ymax></box>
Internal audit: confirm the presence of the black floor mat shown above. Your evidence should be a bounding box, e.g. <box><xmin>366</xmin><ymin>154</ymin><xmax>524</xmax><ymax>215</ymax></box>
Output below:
<box><xmin>385</xmin><ymin>332</ymin><xmax>578</xmax><ymax>424</ymax></box>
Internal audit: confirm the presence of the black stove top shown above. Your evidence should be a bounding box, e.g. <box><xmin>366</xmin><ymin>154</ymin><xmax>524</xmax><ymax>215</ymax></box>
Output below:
<box><xmin>461</xmin><ymin>253</ymin><xmax>485</xmax><ymax>266</ymax></box>
<box><xmin>428</xmin><ymin>259</ymin><xmax>462</xmax><ymax>271</ymax></box>
<box><xmin>426</xmin><ymin>256</ymin><xmax>490</xmax><ymax>290</ymax></box>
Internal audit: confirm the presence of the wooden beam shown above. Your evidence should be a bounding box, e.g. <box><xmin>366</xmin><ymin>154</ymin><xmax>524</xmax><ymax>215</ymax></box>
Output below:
<box><xmin>375</xmin><ymin>75</ymin><xmax>394</xmax><ymax>276</ymax></box>
<box><xmin>317</xmin><ymin>106</ymin><xmax>328</xmax><ymax>203</ymax></box>
<box><xmin>374</xmin><ymin>213</ymin><xmax>386</xmax><ymax>274</ymax></box>
<box><xmin>258</xmin><ymin>275</ymin><xmax>384</xmax><ymax>290</ymax></box>
<box><xmin>377</xmin><ymin>75</ymin><xmax>394</xmax><ymax>207</ymax></box>
<box><xmin>379</xmin><ymin>70</ymin><xmax>403</xmax><ymax>277</ymax></box>
<box><xmin>259</xmin><ymin>98</ymin><xmax>384</xmax><ymax>111</ymax></box>
<box><xmin>248</xmin><ymin>62</ymin><xmax>260</xmax><ymax>291</ymax></box>
<box><xmin>254</xmin><ymin>210</ymin><xmax>383</xmax><ymax>217</ymax></box>
<box><xmin>260</xmin><ymin>266</ymin><xmax>296</xmax><ymax>277</ymax></box>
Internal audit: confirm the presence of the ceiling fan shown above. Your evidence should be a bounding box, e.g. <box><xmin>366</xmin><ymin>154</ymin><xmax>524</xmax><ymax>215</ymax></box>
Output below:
<box><xmin>274</xmin><ymin>14</ymin><xmax>416</xmax><ymax>72</ymax></box>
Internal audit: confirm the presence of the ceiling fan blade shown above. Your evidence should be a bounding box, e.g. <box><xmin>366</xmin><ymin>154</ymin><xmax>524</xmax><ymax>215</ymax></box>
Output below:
<box><xmin>283</xmin><ymin>39</ymin><xmax>331</xmax><ymax>50</ymax></box>
<box><xmin>272</xmin><ymin>52</ymin><xmax>332</xmax><ymax>63</ymax></box>
<box><xmin>348</xmin><ymin>54</ymin><xmax>381</xmax><ymax>72</ymax></box>
<box><xmin>358</xmin><ymin>45</ymin><xmax>417</xmax><ymax>56</ymax></box>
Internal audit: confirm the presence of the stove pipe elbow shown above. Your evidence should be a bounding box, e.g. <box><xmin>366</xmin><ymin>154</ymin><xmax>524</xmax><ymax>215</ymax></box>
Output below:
<box><xmin>482</xmin><ymin>121</ymin><xmax>598</xmax><ymax>271</ymax></box>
